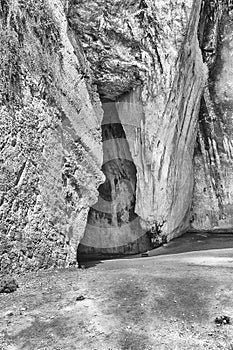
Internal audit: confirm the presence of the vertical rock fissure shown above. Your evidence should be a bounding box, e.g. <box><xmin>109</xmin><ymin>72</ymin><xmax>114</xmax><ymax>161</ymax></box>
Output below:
<box><xmin>79</xmin><ymin>100</ymin><xmax>151</xmax><ymax>258</ymax></box>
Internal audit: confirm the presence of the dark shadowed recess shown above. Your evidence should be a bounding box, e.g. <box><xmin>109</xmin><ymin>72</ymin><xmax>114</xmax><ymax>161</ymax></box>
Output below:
<box><xmin>78</xmin><ymin>100</ymin><xmax>152</xmax><ymax>261</ymax></box>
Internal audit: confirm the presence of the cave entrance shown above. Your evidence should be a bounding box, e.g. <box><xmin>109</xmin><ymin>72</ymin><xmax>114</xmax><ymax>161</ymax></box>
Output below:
<box><xmin>78</xmin><ymin>100</ymin><xmax>152</xmax><ymax>260</ymax></box>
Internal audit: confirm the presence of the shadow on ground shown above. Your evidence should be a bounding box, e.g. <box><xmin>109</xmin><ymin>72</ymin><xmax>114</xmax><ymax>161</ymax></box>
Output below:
<box><xmin>1</xmin><ymin>233</ymin><xmax>233</xmax><ymax>350</ymax></box>
<box><xmin>146</xmin><ymin>232</ymin><xmax>233</xmax><ymax>258</ymax></box>
<box><xmin>81</xmin><ymin>232</ymin><xmax>233</xmax><ymax>265</ymax></box>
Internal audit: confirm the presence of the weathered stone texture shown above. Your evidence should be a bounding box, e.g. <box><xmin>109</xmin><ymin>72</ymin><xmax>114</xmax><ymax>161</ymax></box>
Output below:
<box><xmin>0</xmin><ymin>0</ymin><xmax>104</xmax><ymax>273</ymax></box>
<box><xmin>2</xmin><ymin>0</ymin><xmax>233</xmax><ymax>270</ymax></box>
<box><xmin>70</xmin><ymin>0</ymin><xmax>207</xmax><ymax>242</ymax></box>
<box><xmin>191</xmin><ymin>2</ymin><xmax>233</xmax><ymax>231</ymax></box>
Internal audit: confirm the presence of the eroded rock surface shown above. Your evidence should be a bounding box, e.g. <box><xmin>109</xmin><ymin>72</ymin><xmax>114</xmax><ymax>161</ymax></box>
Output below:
<box><xmin>71</xmin><ymin>0</ymin><xmax>207</xmax><ymax>243</ymax></box>
<box><xmin>191</xmin><ymin>2</ymin><xmax>233</xmax><ymax>231</ymax></box>
<box><xmin>0</xmin><ymin>0</ymin><xmax>104</xmax><ymax>272</ymax></box>
<box><xmin>2</xmin><ymin>0</ymin><xmax>233</xmax><ymax>269</ymax></box>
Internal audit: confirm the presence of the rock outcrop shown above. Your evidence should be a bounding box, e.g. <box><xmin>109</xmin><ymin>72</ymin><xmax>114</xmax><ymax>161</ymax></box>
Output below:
<box><xmin>0</xmin><ymin>0</ymin><xmax>104</xmax><ymax>272</ymax></box>
<box><xmin>1</xmin><ymin>0</ymin><xmax>233</xmax><ymax>271</ymax></box>
<box><xmin>71</xmin><ymin>0</ymin><xmax>207</xmax><ymax>248</ymax></box>
<box><xmin>191</xmin><ymin>1</ymin><xmax>233</xmax><ymax>231</ymax></box>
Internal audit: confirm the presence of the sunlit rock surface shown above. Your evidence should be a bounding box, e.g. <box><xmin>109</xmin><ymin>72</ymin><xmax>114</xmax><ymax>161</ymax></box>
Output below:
<box><xmin>0</xmin><ymin>0</ymin><xmax>104</xmax><ymax>272</ymax></box>
<box><xmin>2</xmin><ymin>0</ymin><xmax>233</xmax><ymax>270</ymax></box>
<box><xmin>192</xmin><ymin>2</ymin><xmax>233</xmax><ymax>231</ymax></box>
<box><xmin>71</xmin><ymin>0</ymin><xmax>207</xmax><ymax>244</ymax></box>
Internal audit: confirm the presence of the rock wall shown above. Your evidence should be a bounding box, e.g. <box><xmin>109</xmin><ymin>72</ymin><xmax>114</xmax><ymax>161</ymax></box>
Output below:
<box><xmin>2</xmin><ymin>0</ymin><xmax>233</xmax><ymax>271</ymax></box>
<box><xmin>71</xmin><ymin>0</ymin><xmax>207</xmax><ymax>245</ymax></box>
<box><xmin>0</xmin><ymin>0</ymin><xmax>104</xmax><ymax>273</ymax></box>
<box><xmin>191</xmin><ymin>1</ymin><xmax>233</xmax><ymax>231</ymax></box>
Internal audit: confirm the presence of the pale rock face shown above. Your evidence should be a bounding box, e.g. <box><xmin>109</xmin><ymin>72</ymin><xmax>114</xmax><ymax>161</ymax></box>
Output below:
<box><xmin>191</xmin><ymin>4</ymin><xmax>233</xmax><ymax>231</ymax></box>
<box><xmin>2</xmin><ymin>0</ymin><xmax>232</xmax><ymax>270</ymax></box>
<box><xmin>69</xmin><ymin>0</ymin><xmax>195</xmax><ymax>101</ymax></box>
<box><xmin>116</xmin><ymin>1</ymin><xmax>207</xmax><ymax>239</ymax></box>
<box><xmin>0</xmin><ymin>0</ymin><xmax>104</xmax><ymax>272</ymax></box>
<box><xmin>71</xmin><ymin>0</ymin><xmax>207</xmax><ymax>244</ymax></box>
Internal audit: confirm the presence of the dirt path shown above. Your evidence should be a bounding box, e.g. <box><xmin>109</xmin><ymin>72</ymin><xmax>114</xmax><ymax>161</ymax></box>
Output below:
<box><xmin>1</xmin><ymin>239</ymin><xmax>233</xmax><ymax>349</ymax></box>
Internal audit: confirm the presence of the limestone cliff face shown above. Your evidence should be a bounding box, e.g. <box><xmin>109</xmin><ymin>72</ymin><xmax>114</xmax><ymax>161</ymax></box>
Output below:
<box><xmin>2</xmin><ymin>0</ymin><xmax>233</xmax><ymax>270</ymax></box>
<box><xmin>0</xmin><ymin>0</ymin><xmax>104</xmax><ymax>272</ymax></box>
<box><xmin>70</xmin><ymin>0</ymin><xmax>207</xmax><ymax>244</ymax></box>
<box><xmin>191</xmin><ymin>2</ymin><xmax>233</xmax><ymax>232</ymax></box>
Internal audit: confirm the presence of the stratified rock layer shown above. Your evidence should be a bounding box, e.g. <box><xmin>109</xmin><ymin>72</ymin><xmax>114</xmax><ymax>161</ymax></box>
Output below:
<box><xmin>0</xmin><ymin>0</ymin><xmax>104</xmax><ymax>273</ymax></box>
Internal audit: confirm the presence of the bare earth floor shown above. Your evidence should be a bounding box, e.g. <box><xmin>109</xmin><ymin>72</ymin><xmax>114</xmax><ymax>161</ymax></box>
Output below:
<box><xmin>1</xmin><ymin>233</ymin><xmax>233</xmax><ymax>350</ymax></box>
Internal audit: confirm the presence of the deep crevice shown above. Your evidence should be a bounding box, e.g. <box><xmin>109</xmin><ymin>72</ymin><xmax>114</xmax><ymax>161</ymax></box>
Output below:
<box><xmin>79</xmin><ymin>100</ymin><xmax>151</xmax><ymax>260</ymax></box>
